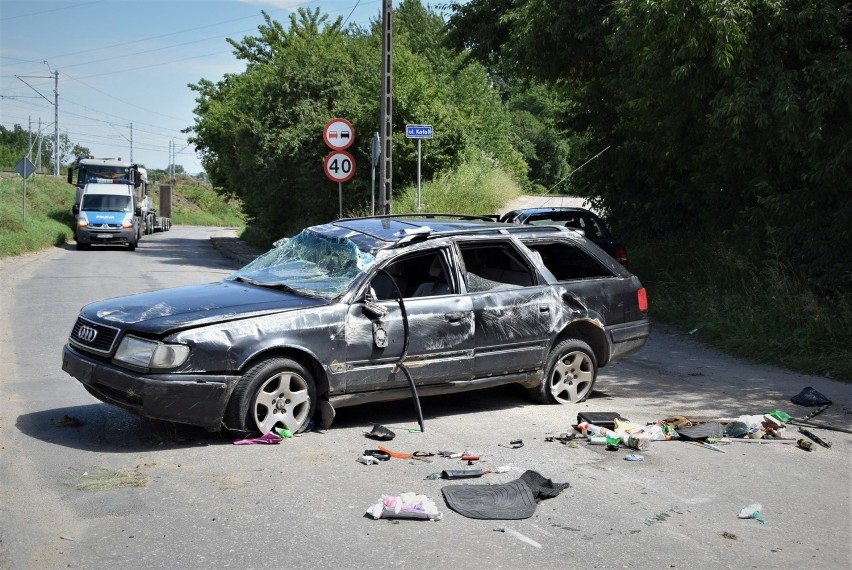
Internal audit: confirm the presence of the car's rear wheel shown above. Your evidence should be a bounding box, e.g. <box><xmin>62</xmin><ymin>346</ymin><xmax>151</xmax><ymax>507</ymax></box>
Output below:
<box><xmin>533</xmin><ymin>338</ymin><xmax>597</xmax><ymax>404</ymax></box>
<box><xmin>225</xmin><ymin>358</ymin><xmax>316</xmax><ymax>437</ymax></box>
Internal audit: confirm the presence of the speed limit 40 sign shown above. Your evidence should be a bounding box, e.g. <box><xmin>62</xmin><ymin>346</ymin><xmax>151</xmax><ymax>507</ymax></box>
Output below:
<box><xmin>324</xmin><ymin>150</ymin><xmax>356</xmax><ymax>183</ymax></box>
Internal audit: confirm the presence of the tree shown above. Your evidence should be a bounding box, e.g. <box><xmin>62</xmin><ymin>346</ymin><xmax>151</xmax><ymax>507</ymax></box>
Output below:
<box><xmin>446</xmin><ymin>0</ymin><xmax>852</xmax><ymax>289</ymax></box>
<box><xmin>189</xmin><ymin>3</ymin><xmax>528</xmax><ymax>241</ymax></box>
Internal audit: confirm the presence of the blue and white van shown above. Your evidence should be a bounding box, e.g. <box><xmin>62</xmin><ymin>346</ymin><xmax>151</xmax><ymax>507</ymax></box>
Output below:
<box><xmin>72</xmin><ymin>180</ymin><xmax>140</xmax><ymax>251</ymax></box>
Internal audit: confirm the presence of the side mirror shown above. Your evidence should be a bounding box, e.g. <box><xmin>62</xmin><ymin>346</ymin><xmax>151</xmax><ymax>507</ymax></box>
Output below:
<box><xmin>67</xmin><ymin>168</ymin><xmax>74</xmax><ymax>185</ymax></box>
<box><xmin>72</xmin><ymin>204</ymin><xmax>80</xmax><ymax>215</ymax></box>
<box><xmin>134</xmin><ymin>206</ymin><xmax>142</xmax><ymax>217</ymax></box>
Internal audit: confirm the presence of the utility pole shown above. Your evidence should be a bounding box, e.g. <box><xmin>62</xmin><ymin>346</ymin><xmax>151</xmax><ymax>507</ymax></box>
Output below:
<box><xmin>14</xmin><ymin>63</ymin><xmax>59</xmax><ymax>175</ymax></box>
<box><xmin>378</xmin><ymin>0</ymin><xmax>393</xmax><ymax>214</ymax></box>
<box><xmin>130</xmin><ymin>122</ymin><xmax>133</xmax><ymax>163</ymax></box>
<box><xmin>53</xmin><ymin>69</ymin><xmax>59</xmax><ymax>176</ymax></box>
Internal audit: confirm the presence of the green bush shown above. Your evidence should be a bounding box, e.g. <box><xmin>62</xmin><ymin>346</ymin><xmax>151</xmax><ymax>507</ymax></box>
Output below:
<box><xmin>630</xmin><ymin>236</ymin><xmax>852</xmax><ymax>381</ymax></box>
<box><xmin>393</xmin><ymin>151</ymin><xmax>522</xmax><ymax>215</ymax></box>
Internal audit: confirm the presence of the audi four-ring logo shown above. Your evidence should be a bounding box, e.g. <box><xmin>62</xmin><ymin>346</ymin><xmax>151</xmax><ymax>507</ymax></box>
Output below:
<box><xmin>78</xmin><ymin>324</ymin><xmax>98</xmax><ymax>343</ymax></box>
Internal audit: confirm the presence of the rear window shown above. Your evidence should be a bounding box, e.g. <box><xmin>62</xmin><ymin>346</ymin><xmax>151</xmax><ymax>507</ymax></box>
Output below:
<box><xmin>458</xmin><ymin>242</ymin><xmax>535</xmax><ymax>292</ymax></box>
<box><xmin>522</xmin><ymin>241</ymin><xmax>613</xmax><ymax>281</ymax></box>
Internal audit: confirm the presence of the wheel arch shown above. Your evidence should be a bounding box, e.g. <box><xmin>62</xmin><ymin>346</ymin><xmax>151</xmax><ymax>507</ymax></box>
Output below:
<box><xmin>238</xmin><ymin>346</ymin><xmax>330</xmax><ymax>400</ymax></box>
<box><xmin>552</xmin><ymin>319</ymin><xmax>610</xmax><ymax>367</ymax></box>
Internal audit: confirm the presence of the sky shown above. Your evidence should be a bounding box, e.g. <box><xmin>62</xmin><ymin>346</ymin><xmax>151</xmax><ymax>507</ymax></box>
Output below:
<box><xmin>1</xmin><ymin>0</ymin><xmax>433</xmax><ymax>174</ymax></box>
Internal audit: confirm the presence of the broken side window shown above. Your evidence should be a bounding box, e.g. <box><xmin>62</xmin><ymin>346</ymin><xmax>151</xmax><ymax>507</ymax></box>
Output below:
<box><xmin>521</xmin><ymin>241</ymin><xmax>613</xmax><ymax>281</ymax></box>
<box><xmin>370</xmin><ymin>249</ymin><xmax>454</xmax><ymax>300</ymax></box>
<box><xmin>458</xmin><ymin>242</ymin><xmax>535</xmax><ymax>292</ymax></box>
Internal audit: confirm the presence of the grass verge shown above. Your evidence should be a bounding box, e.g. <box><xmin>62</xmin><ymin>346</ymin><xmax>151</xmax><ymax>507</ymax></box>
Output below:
<box><xmin>630</xmin><ymin>236</ymin><xmax>852</xmax><ymax>381</ymax></box>
<box><xmin>0</xmin><ymin>172</ymin><xmax>244</xmax><ymax>257</ymax></box>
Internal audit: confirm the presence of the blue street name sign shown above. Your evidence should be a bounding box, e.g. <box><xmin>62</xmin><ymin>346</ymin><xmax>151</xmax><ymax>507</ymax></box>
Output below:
<box><xmin>405</xmin><ymin>124</ymin><xmax>433</xmax><ymax>139</ymax></box>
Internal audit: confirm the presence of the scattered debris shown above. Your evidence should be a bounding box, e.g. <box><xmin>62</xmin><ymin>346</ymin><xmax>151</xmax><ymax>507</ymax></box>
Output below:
<box><xmin>442</xmin><ymin>470</ymin><xmax>568</xmax><ymax>520</ymax></box>
<box><xmin>366</xmin><ymin>493</ymin><xmax>442</xmax><ymax>520</ymax></box>
<box><xmin>545</xmin><ymin>433</ymin><xmax>578</xmax><ymax>444</ymax></box>
<box><xmin>624</xmin><ymin>454</ymin><xmax>644</xmax><ymax>461</ymax></box>
<box><xmin>738</xmin><ymin>503</ymin><xmax>767</xmax><ymax>524</ymax></box>
<box><xmin>493</xmin><ymin>527</ymin><xmax>542</xmax><ymax>549</ymax></box>
<box><xmin>441</xmin><ymin>469</ymin><xmax>490</xmax><ymax>480</ymax></box>
<box><xmin>358</xmin><ymin>455</ymin><xmax>380</xmax><ymax>465</ymax></box>
<box><xmin>233</xmin><ymin>432</ymin><xmax>282</xmax><ymax>445</ymax></box>
<box><xmin>791</xmin><ymin>386</ymin><xmax>832</xmax><ymax>407</ymax></box>
<box><xmin>377</xmin><ymin>445</ymin><xmax>412</xmax><ymax>459</ymax></box>
<box><xmin>722</xmin><ymin>531</ymin><xmax>738</xmax><ymax>540</ymax></box>
<box><xmin>60</xmin><ymin>536</ymin><xmax>76</xmax><ymax>541</ymax></box>
<box><xmin>363</xmin><ymin>449</ymin><xmax>391</xmax><ymax>461</ymax></box>
<box><xmin>797</xmin><ymin>439</ymin><xmax>814</xmax><ymax>452</ymax></box>
<box><xmin>685</xmin><ymin>441</ymin><xmax>726</xmax><ymax>453</ymax></box>
<box><xmin>275</xmin><ymin>428</ymin><xmax>294</xmax><ymax>439</ymax></box>
<box><xmin>798</xmin><ymin>427</ymin><xmax>832</xmax><ymax>449</ymax></box>
<box><xmin>365</xmin><ymin>424</ymin><xmax>396</xmax><ymax>441</ymax></box>
<box><xmin>498</xmin><ymin>439</ymin><xmax>524</xmax><ymax>449</ymax></box>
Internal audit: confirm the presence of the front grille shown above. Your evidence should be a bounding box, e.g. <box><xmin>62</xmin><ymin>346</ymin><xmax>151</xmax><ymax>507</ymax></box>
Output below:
<box><xmin>70</xmin><ymin>316</ymin><xmax>120</xmax><ymax>355</ymax></box>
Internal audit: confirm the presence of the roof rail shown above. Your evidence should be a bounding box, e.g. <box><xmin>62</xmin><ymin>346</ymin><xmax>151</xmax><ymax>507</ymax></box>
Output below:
<box><xmin>339</xmin><ymin>212</ymin><xmax>500</xmax><ymax>223</ymax></box>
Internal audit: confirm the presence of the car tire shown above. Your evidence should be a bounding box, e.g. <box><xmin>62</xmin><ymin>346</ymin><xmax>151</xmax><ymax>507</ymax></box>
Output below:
<box><xmin>128</xmin><ymin>238</ymin><xmax>137</xmax><ymax>252</ymax></box>
<box><xmin>75</xmin><ymin>242</ymin><xmax>89</xmax><ymax>250</ymax></box>
<box><xmin>224</xmin><ymin>357</ymin><xmax>316</xmax><ymax>437</ymax></box>
<box><xmin>533</xmin><ymin>338</ymin><xmax>597</xmax><ymax>404</ymax></box>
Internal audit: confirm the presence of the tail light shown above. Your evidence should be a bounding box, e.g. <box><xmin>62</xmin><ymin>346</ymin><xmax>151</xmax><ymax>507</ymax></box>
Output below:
<box><xmin>637</xmin><ymin>288</ymin><xmax>648</xmax><ymax>312</ymax></box>
<box><xmin>615</xmin><ymin>245</ymin><xmax>628</xmax><ymax>268</ymax></box>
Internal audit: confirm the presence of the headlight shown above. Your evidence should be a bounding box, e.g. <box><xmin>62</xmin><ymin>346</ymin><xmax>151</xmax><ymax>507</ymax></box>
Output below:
<box><xmin>77</xmin><ymin>217</ymin><xmax>88</xmax><ymax>227</ymax></box>
<box><xmin>114</xmin><ymin>336</ymin><xmax>190</xmax><ymax>369</ymax></box>
<box><xmin>122</xmin><ymin>214</ymin><xmax>134</xmax><ymax>229</ymax></box>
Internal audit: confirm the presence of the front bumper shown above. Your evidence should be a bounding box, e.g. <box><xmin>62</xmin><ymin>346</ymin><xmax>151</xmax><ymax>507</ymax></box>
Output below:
<box><xmin>62</xmin><ymin>344</ymin><xmax>239</xmax><ymax>431</ymax></box>
<box><xmin>76</xmin><ymin>227</ymin><xmax>136</xmax><ymax>245</ymax></box>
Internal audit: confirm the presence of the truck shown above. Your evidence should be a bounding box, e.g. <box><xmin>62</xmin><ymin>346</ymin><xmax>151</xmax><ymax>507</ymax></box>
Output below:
<box><xmin>151</xmin><ymin>184</ymin><xmax>173</xmax><ymax>232</ymax></box>
<box><xmin>67</xmin><ymin>156</ymin><xmax>171</xmax><ymax>249</ymax></box>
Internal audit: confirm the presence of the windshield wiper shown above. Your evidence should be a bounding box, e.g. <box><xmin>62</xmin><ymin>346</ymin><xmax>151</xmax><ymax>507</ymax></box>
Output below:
<box><xmin>232</xmin><ymin>276</ymin><xmax>301</xmax><ymax>295</ymax></box>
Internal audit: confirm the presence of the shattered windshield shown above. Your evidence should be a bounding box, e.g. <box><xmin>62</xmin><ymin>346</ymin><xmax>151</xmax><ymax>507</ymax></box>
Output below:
<box><xmin>80</xmin><ymin>164</ymin><xmax>132</xmax><ymax>182</ymax></box>
<box><xmin>227</xmin><ymin>229</ymin><xmax>375</xmax><ymax>299</ymax></box>
<box><xmin>81</xmin><ymin>194</ymin><xmax>131</xmax><ymax>212</ymax></box>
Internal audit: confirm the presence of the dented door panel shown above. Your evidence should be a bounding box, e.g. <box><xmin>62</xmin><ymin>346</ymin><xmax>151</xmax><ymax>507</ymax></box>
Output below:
<box><xmin>469</xmin><ymin>286</ymin><xmax>558</xmax><ymax>377</ymax></box>
<box><xmin>343</xmin><ymin>295</ymin><xmax>475</xmax><ymax>392</ymax></box>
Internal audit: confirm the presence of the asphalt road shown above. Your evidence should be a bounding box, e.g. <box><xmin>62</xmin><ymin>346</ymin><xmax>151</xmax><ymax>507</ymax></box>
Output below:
<box><xmin>1</xmin><ymin>226</ymin><xmax>849</xmax><ymax>569</ymax></box>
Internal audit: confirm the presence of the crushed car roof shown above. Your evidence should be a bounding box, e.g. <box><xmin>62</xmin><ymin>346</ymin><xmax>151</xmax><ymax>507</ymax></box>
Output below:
<box><xmin>314</xmin><ymin>214</ymin><xmax>569</xmax><ymax>251</ymax></box>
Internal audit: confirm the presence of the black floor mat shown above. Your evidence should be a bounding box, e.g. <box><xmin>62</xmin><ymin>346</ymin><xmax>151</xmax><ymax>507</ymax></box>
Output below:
<box><xmin>441</xmin><ymin>470</ymin><xmax>569</xmax><ymax>520</ymax></box>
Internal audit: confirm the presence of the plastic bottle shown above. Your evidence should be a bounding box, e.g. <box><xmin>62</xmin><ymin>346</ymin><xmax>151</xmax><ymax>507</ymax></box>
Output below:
<box><xmin>577</xmin><ymin>422</ymin><xmax>618</xmax><ymax>439</ymax></box>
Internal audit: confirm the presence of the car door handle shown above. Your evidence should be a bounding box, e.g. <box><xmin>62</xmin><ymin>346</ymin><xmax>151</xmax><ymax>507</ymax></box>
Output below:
<box><xmin>445</xmin><ymin>312</ymin><xmax>463</xmax><ymax>323</ymax></box>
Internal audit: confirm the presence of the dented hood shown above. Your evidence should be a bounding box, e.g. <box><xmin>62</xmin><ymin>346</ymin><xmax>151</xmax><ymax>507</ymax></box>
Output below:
<box><xmin>81</xmin><ymin>280</ymin><xmax>328</xmax><ymax>334</ymax></box>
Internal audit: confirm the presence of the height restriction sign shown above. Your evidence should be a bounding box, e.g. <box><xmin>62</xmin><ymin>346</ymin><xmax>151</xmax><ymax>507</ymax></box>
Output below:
<box><xmin>323</xmin><ymin>118</ymin><xmax>355</xmax><ymax>150</ymax></box>
<box><xmin>324</xmin><ymin>150</ymin><xmax>356</xmax><ymax>183</ymax></box>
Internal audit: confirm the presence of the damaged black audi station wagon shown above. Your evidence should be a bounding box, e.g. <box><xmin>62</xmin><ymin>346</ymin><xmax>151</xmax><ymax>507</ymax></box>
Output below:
<box><xmin>62</xmin><ymin>215</ymin><xmax>650</xmax><ymax>436</ymax></box>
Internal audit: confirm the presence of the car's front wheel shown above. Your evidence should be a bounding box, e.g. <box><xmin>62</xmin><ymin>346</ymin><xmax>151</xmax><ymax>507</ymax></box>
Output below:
<box><xmin>534</xmin><ymin>338</ymin><xmax>597</xmax><ymax>404</ymax></box>
<box><xmin>224</xmin><ymin>358</ymin><xmax>316</xmax><ymax>437</ymax></box>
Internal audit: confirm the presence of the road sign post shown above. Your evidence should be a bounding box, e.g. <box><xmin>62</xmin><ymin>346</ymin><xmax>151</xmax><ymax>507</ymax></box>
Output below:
<box><xmin>324</xmin><ymin>150</ymin><xmax>356</xmax><ymax>217</ymax></box>
<box><xmin>15</xmin><ymin>156</ymin><xmax>36</xmax><ymax>223</ymax></box>
<box><xmin>405</xmin><ymin>125</ymin><xmax>433</xmax><ymax>212</ymax></box>
<box><xmin>323</xmin><ymin>119</ymin><xmax>356</xmax><ymax>218</ymax></box>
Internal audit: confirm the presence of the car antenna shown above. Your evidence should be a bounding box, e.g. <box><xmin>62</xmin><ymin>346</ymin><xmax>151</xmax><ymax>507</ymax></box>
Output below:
<box><xmin>537</xmin><ymin>145</ymin><xmax>610</xmax><ymax>209</ymax></box>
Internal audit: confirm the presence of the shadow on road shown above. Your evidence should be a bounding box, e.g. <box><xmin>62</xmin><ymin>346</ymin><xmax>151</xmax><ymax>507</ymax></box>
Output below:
<box><xmin>15</xmin><ymin>384</ymin><xmax>618</xmax><ymax>452</ymax></box>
